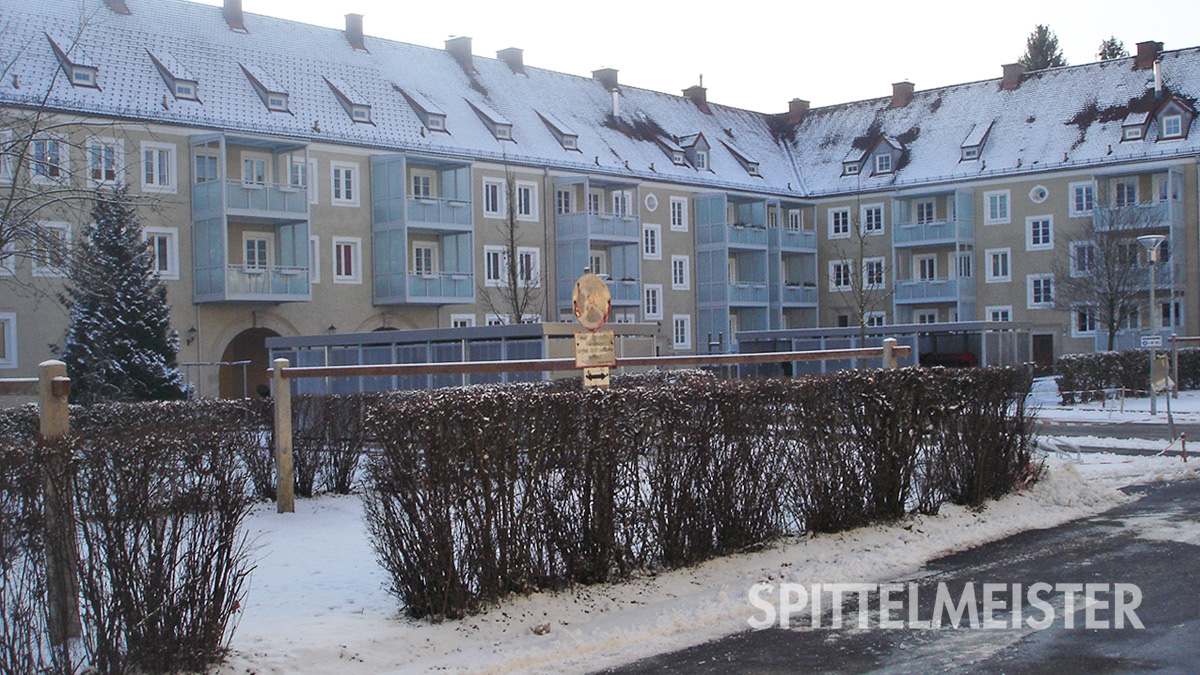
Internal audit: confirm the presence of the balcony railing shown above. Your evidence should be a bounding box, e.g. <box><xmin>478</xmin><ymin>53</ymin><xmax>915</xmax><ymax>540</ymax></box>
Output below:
<box><xmin>729</xmin><ymin>281</ymin><xmax>769</xmax><ymax>304</ymax></box>
<box><xmin>556</xmin><ymin>211</ymin><xmax>640</xmax><ymax>241</ymax></box>
<box><xmin>223</xmin><ymin>180</ymin><xmax>309</xmax><ymax>217</ymax></box>
<box><xmin>1091</xmin><ymin>201</ymin><xmax>1177</xmax><ymax>231</ymax></box>
<box><xmin>782</xmin><ymin>284</ymin><xmax>818</xmax><ymax>305</ymax></box>
<box><xmin>780</xmin><ymin>228</ymin><xmax>817</xmax><ymax>250</ymax></box>
<box><xmin>728</xmin><ymin>224</ymin><xmax>769</xmax><ymax>248</ymax></box>
<box><xmin>407</xmin><ymin>272</ymin><xmax>474</xmax><ymax>300</ymax></box>
<box><xmin>226</xmin><ymin>264</ymin><xmax>309</xmax><ymax>298</ymax></box>
<box><xmin>407</xmin><ymin>197</ymin><xmax>472</xmax><ymax>230</ymax></box>
<box><xmin>894</xmin><ymin>277</ymin><xmax>974</xmax><ymax>303</ymax></box>
<box><xmin>606</xmin><ymin>278</ymin><xmax>641</xmax><ymax>304</ymax></box>
<box><xmin>893</xmin><ymin>218</ymin><xmax>973</xmax><ymax>246</ymax></box>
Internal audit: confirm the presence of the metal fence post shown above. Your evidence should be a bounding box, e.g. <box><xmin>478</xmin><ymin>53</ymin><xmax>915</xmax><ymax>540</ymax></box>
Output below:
<box><xmin>882</xmin><ymin>338</ymin><xmax>898</xmax><ymax>369</ymax></box>
<box><xmin>273</xmin><ymin>358</ymin><xmax>295</xmax><ymax>514</ymax></box>
<box><xmin>38</xmin><ymin>359</ymin><xmax>81</xmax><ymax>646</ymax></box>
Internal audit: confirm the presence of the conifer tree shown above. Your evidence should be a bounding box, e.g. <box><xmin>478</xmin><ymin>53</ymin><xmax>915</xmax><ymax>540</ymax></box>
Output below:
<box><xmin>59</xmin><ymin>187</ymin><xmax>186</xmax><ymax>404</ymax></box>
<box><xmin>1019</xmin><ymin>25</ymin><xmax>1068</xmax><ymax>71</ymax></box>
<box><xmin>1098</xmin><ymin>36</ymin><xmax>1129</xmax><ymax>61</ymax></box>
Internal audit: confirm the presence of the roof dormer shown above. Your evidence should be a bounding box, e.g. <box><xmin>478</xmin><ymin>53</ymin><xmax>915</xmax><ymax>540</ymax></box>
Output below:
<box><xmin>870</xmin><ymin>137</ymin><xmax>903</xmax><ymax>175</ymax></box>
<box><xmin>960</xmin><ymin>120</ymin><xmax>993</xmax><ymax>161</ymax></box>
<box><xmin>398</xmin><ymin>87</ymin><xmax>447</xmax><ymax>133</ymax></box>
<box><xmin>721</xmin><ymin>140</ymin><xmax>761</xmax><ymax>177</ymax></box>
<box><xmin>1154</xmin><ymin>96</ymin><xmax>1194</xmax><ymax>141</ymax></box>
<box><xmin>679</xmin><ymin>133</ymin><xmax>710</xmax><ymax>171</ymax></box>
<box><xmin>46</xmin><ymin>33</ymin><xmax>97</xmax><ymax>88</ymax></box>
<box><xmin>467</xmin><ymin>100</ymin><xmax>513</xmax><ymax>141</ymax></box>
<box><xmin>1121</xmin><ymin>111</ymin><xmax>1149</xmax><ymax>141</ymax></box>
<box><xmin>654</xmin><ymin>135</ymin><xmax>687</xmax><ymax>166</ymax></box>
<box><xmin>537</xmin><ymin>111</ymin><xmax>578</xmax><ymax>151</ymax></box>
<box><xmin>240</xmin><ymin>63</ymin><xmax>288</xmax><ymax>112</ymax></box>
<box><xmin>147</xmin><ymin>49</ymin><xmax>198</xmax><ymax>101</ymax></box>
<box><xmin>325</xmin><ymin>76</ymin><xmax>371</xmax><ymax>123</ymax></box>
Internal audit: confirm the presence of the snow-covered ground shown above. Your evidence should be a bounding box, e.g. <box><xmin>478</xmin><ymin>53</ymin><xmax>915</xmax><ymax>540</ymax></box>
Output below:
<box><xmin>220</xmin><ymin>431</ymin><xmax>1197</xmax><ymax>674</ymax></box>
<box><xmin>1031</xmin><ymin>376</ymin><xmax>1200</xmax><ymax>423</ymax></box>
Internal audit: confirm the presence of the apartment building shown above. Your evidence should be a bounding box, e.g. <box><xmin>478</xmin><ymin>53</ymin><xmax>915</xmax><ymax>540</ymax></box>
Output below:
<box><xmin>1</xmin><ymin>0</ymin><xmax>1197</xmax><ymax>396</ymax></box>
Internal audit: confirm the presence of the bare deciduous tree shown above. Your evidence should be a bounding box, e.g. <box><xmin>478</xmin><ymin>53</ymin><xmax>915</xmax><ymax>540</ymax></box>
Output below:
<box><xmin>478</xmin><ymin>167</ymin><xmax>542</xmax><ymax>324</ymax></box>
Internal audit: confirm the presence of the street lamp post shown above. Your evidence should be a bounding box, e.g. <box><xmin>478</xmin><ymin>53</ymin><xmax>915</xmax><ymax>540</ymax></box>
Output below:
<box><xmin>1137</xmin><ymin>234</ymin><xmax>1167</xmax><ymax>416</ymax></box>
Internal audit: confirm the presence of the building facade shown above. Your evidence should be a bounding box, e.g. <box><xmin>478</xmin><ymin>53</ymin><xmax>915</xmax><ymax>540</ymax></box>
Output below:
<box><xmin>1</xmin><ymin>0</ymin><xmax>1198</xmax><ymax>396</ymax></box>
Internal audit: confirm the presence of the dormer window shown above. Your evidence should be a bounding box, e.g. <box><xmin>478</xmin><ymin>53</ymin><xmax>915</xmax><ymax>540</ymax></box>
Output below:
<box><xmin>537</xmin><ymin>111</ymin><xmax>579</xmax><ymax>151</ymax></box>
<box><xmin>694</xmin><ymin>150</ymin><xmax>708</xmax><ymax>170</ymax></box>
<box><xmin>46</xmin><ymin>33</ymin><xmax>98</xmax><ymax>89</ymax></box>
<box><xmin>672</xmin><ymin>150</ymin><xmax>685</xmax><ymax>165</ymax></box>
<box><xmin>680</xmin><ymin>133</ymin><xmax>710</xmax><ymax>171</ymax></box>
<box><xmin>874</xmin><ymin>153</ymin><xmax>892</xmax><ymax>174</ymax></box>
<box><xmin>241</xmin><ymin>64</ymin><xmax>289</xmax><ymax>113</ymax></box>
<box><xmin>351</xmin><ymin>105</ymin><xmax>371</xmax><ymax>122</ymax></box>
<box><xmin>399</xmin><ymin>87</ymin><xmax>448</xmax><ymax>133</ymax></box>
<box><xmin>149</xmin><ymin>50</ymin><xmax>198</xmax><ymax>102</ymax></box>
<box><xmin>71</xmin><ymin>67</ymin><xmax>96</xmax><ymax>86</ymax></box>
<box><xmin>721</xmin><ymin>140</ymin><xmax>761</xmax><ymax>177</ymax></box>
<box><xmin>746</xmin><ymin>163</ymin><xmax>760</xmax><ymax>177</ymax></box>
<box><xmin>495</xmin><ymin>124</ymin><xmax>512</xmax><ymax>140</ymax></box>
<box><xmin>960</xmin><ymin>120</ymin><xmax>993</xmax><ymax>162</ymax></box>
<box><xmin>325</xmin><ymin>77</ymin><xmax>371</xmax><ymax>123</ymax></box>
<box><xmin>961</xmin><ymin>146</ymin><xmax>979</xmax><ymax>161</ymax></box>
<box><xmin>1123</xmin><ymin>126</ymin><xmax>1143</xmax><ymax>141</ymax></box>
<box><xmin>427</xmin><ymin>115</ymin><xmax>445</xmax><ymax>131</ymax></box>
<box><xmin>266</xmin><ymin>93</ymin><xmax>289</xmax><ymax>112</ymax></box>
<box><xmin>174</xmin><ymin>80</ymin><xmax>197</xmax><ymax>100</ymax></box>
<box><xmin>1162</xmin><ymin>114</ymin><xmax>1183</xmax><ymax>139</ymax></box>
<box><xmin>843</xmin><ymin>162</ymin><xmax>861</xmax><ymax>175</ymax></box>
<box><xmin>468</xmin><ymin>100</ymin><xmax>514</xmax><ymax>141</ymax></box>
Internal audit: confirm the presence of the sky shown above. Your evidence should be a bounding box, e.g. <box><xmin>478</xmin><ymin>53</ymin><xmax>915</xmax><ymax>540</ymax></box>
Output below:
<box><xmin>193</xmin><ymin>0</ymin><xmax>1199</xmax><ymax>113</ymax></box>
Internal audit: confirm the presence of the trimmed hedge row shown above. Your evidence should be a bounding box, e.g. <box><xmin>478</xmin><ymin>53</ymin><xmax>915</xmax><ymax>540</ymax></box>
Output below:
<box><xmin>1055</xmin><ymin>347</ymin><xmax>1200</xmax><ymax>404</ymax></box>
<box><xmin>362</xmin><ymin>367</ymin><xmax>1036</xmax><ymax>620</ymax></box>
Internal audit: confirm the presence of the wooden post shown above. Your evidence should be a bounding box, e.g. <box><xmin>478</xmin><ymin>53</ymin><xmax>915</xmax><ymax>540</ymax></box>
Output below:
<box><xmin>38</xmin><ymin>360</ymin><xmax>81</xmax><ymax>646</ymax></box>
<box><xmin>273</xmin><ymin>358</ymin><xmax>294</xmax><ymax>514</ymax></box>
<box><xmin>882</xmin><ymin>338</ymin><xmax>898</xmax><ymax>369</ymax></box>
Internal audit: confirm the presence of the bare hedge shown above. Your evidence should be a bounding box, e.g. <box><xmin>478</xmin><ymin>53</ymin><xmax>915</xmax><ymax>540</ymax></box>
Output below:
<box><xmin>1056</xmin><ymin>347</ymin><xmax>1200</xmax><ymax>404</ymax></box>
<box><xmin>362</xmin><ymin>367</ymin><xmax>1036</xmax><ymax>620</ymax></box>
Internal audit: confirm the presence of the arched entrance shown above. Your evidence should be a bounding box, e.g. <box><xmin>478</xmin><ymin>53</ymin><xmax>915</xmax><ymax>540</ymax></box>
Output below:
<box><xmin>220</xmin><ymin>327</ymin><xmax>280</xmax><ymax>399</ymax></box>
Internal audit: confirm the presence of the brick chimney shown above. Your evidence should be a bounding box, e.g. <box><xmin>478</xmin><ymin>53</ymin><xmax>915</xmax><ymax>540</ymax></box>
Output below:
<box><xmin>104</xmin><ymin>0</ymin><xmax>130</xmax><ymax>14</ymax></box>
<box><xmin>445</xmin><ymin>36</ymin><xmax>473</xmax><ymax>71</ymax></box>
<box><xmin>1134</xmin><ymin>41</ymin><xmax>1163</xmax><ymax>70</ymax></box>
<box><xmin>344</xmin><ymin>14</ymin><xmax>366</xmax><ymax>51</ymax></box>
<box><xmin>223</xmin><ymin>0</ymin><xmax>246</xmax><ymax>32</ymax></box>
<box><xmin>593</xmin><ymin>68</ymin><xmax>619</xmax><ymax>91</ymax></box>
<box><xmin>1000</xmin><ymin>63</ymin><xmax>1026</xmax><ymax>91</ymax></box>
<box><xmin>890</xmin><ymin>81</ymin><xmax>914</xmax><ymax>108</ymax></box>
<box><xmin>787</xmin><ymin>98</ymin><xmax>810</xmax><ymax>123</ymax></box>
<box><xmin>497</xmin><ymin>47</ymin><xmax>524</xmax><ymax>74</ymax></box>
<box><xmin>683</xmin><ymin>85</ymin><xmax>707</xmax><ymax>106</ymax></box>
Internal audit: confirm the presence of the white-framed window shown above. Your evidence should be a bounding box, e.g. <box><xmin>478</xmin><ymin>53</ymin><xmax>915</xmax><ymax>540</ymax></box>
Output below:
<box><xmin>411</xmin><ymin>242</ymin><xmax>437</xmax><ymax>276</ymax></box>
<box><xmin>874</xmin><ymin>153</ymin><xmax>892</xmax><ymax>174</ymax></box>
<box><xmin>843</xmin><ymin>162</ymin><xmax>861</xmax><ymax>176</ymax></box>
<box><xmin>87</xmin><ymin>138</ymin><xmax>122</xmax><ymax>186</ymax></box>
<box><xmin>556</xmin><ymin>189</ymin><xmax>572</xmax><ymax>215</ymax></box>
<box><xmin>194</xmin><ymin>151</ymin><xmax>219</xmax><ymax>184</ymax></box>
<box><xmin>672</xmin><ymin>314</ymin><xmax>692</xmax><ymax>349</ymax></box>
<box><xmin>767</xmin><ymin>210</ymin><xmax>778</xmax><ymax>228</ymax></box>
<box><xmin>516</xmin><ymin>181</ymin><xmax>538</xmax><ymax>221</ymax></box>
<box><xmin>671</xmin><ymin>255</ymin><xmax>690</xmax><ymax>290</ymax></box>
<box><xmin>642</xmin><ymin>224</ymin><xmax>661</xmax><ymax>260</ymax></box>
<box><xmin>587</xmin><ymin>192</ymin><xmax>601</xmax><ymax>215</ymax></box>
<box><xmin>643</xmin><ymin>284</ymin><xmax>662</xmax><ymax>320</ymax></box>
<box><xmin>143</xmin><ymin>226</ymin><xmax>179</xmax><ymax>280</ymax></box>
<box><xmin>290</xmin><ymin>158</ymin><xmax>318</xmax><ymax>204</ymax></box>
<box><xmin>986</xmin><ymin>305</ymin><xmax>1012</xmax><ymax>323</ymax></box>
<box><xmin>1070</xmin><ymin>241</ymin><xmax>1095</xmax><ymax>277</ymax></box>
<box><xmin>1161</xmin><ymin>300</ymin><xmax>1184</xmax><ymax>328</ymax></box>
<box><xmin>612</xmin><ymin>190</ymin><xmax>632</xmax><ymax>217</ymax></box>
<box><xmin>956</xmin><ymin>251</ymin><xmax>973</xmax><ymax>279</ymax></box>
<box><xmin>984</xmin><ymin>190</ymin><xmax>1010</xmax><ymax>225</ymax></box>
<box><xmin>0</xmin><ymin>313</ymin><xmax>16</xmax><ymax>369</ymax></box>
<box><xmin>239</xmin><ymin>151</ymin><xmax>270</xmax><ymax>186</ymax></box>
<box><xmin>915</xmin><ymin>199</ymin><xmax>936</xmax><ymax>224</ymax></box>
<box><xmin>450</xmin><ymin>314</ymin><xmax>476</xmax><ymax>328</ymax></box>
<box><xmin>0</xmin><ymin>243</ymin><xmax>13</xmax><ymax>276</ymax></box>
<box><xmin>961</xmin><ymin>146</ymin><xmax>980</xmax><ymax>161</ymax></box>
<box><xmin>1161</xmin><ymin>114</ymin><xmax>1183</xmax><ymax>139</ymax></box>
<box><xmin>483</xmin><ymin>179</ymin><xmax>505</xmax><ymax>217</ymax></box>
<box><xmin>670</xmin><ymin>197</ymin><xmax>689</xmax><ymax>231</ymax></box>
<box><xmin>330</xmin><ymin>162</ymin><xmax>359</xmax><ymax>206</ymax></box>
<box><xmin>693</xmin><ymin>150</ymin><xmax>708</xmax><ymax>170</ymax></box>
<box><xmin>865</xmin><ymin>312</ymin><xmax>887</xmax><ymax>327</ymax></box>
<box><xmin>829</xmin><ymin>259</ymin><xmax>852</xmax><ymax>291</ymax></box>
<box><xmin>32</xmin><ymin>222</ymin><xmax>70</xmax><ymax>277</ymax></box>
<box><xmin>1113</xmin><ymin>178</ymin><xmax>1138</xmax><ymax>207</ymax></box>
<box><xmin>517</xmin><ymin>247</ymin><xmax>540</xmax><ymax>288</ymax></box>
<box><xmin>828</xmin><ymin>208</ymin><xmax>851</xmax><ymax>239</ymax></box>
<box><xmin>1118</xmin><ymin>306</ymin><xmax>1140</xmax><ymax>331</ymax></box>
<box><xmin>787</xmin><ymin>209</ymin><xmax>802</xmax><ymax>231</ymax></box>
<box><xmin>1027</xmin><ymin>274</ymin><xmax>1054</xmax><ymax>308</ymax></box>
<box><xmin>0</xmin><ymin>130</ymin><xmax>13</xmax><ymax>183</ymax></box>
<box><xmin>485</xmin><ymin>313</ymin><xmax>509</xmax><ymax>326</ymax></box>
<box><xmin>31</xmin><ymin>137</ymin><xmax>67</xmax><ymax>183</ymax></box>
<box><xmin>1072</xmin><ymin>306</ymin><xmax>1098</xmax><ymax>337</ymax></box>
<box><xmin>588</xmin><ymin>249</ymin><xmax>606</xmax><ymax>276</ymax></box>
<box><xmin>863</xmin><ymin>257</ymin><xmax>885</xmax><ymax>289</ymax></box>
<box><xmin>1070</xmin><ymin>182</ymin><xmax>1095</xmax><ymax>216</ymax></box>
<box><xmin>915</xmin><ymin>310</ymin><xmax>938</xmax><ymax>324</ymax></box>
<box><xmin>985</xmin><ymin>248</ymin><xmax>1010</xmax><ymax>283</ymax></box>
<box><xmin>332</xmin><ymin>236</ymin><xmax>362</xmax><ymax>283</ymax></box>
<box><xmin>242</xmin><ymin>232</ymin><xmax>273</xmax><ymax>269</ymax></box>
<box><xmin>914</xmin><ymin>253</ymin><xmax>937</xmax><ymax>281</ymax></box>
<box><xmin>861</xmin><ymin>204</ymin><xmax>884</xmax><ymax>235</ymax></box>
<box><xmin>140</xmin><ymin>142</ymin><xmax>176</xmax><ymax>193</ymax></box>
<box><xmin>1124</xmin><ymin>126</ymin><xmax>1144</xmax><ymax>141</ymax></box>
<box><xmin>1026</xmin><ymin>215</ymin><xmax>1053</xmax><ymax>251</ymax></box>
<box><xmin>309</xmin><ymin>235</ymin><xmax>320</xmax><ymax>284</ymax></box>
<box><xmin>484</xmin><ymin>245</ymin><xmax>504</xmax><ymax>286</ymax></box>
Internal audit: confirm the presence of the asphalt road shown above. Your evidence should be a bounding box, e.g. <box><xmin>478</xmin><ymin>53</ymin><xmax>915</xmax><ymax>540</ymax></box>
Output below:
<box><xmin>600</xmin><ymin>480</ymin><xmax>1200</xmax><ymax>675</ymax></box>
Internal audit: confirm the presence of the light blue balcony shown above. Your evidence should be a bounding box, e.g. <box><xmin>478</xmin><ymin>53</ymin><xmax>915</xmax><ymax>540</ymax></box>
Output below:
<box><xmin>556</xmin><ymin>211</ymin><xmax>640</xmax><ymax>242</ymax></box>
<box><xmin>729</xmin><ymin>282</ymin><xmax>769</xmax><ymax>305</ymax></box>
<box><xmin>728</xmin><ymin>225</ymin><xmax>769</xmax><ymax>249</ymax></box>
<box><xmin>893</xmin><ymin>218</ymin><xmax>973</xmax><ymax>247</ymax></box>
<box><xmin>1092</xmin><ymin>202</ymin><xmax>1177</xmax><ymax>232</ymax></box>
<box><xmin>780</xmin><ymin>228</ymin><xmax>817</xmax><ymax>250</ymax></box>
<box><xmin>782</xmin><ymin>284</ymin><xmax>818</xmax><ymax>306</ymax></box>
<box><xmin>224</xmin><ymin>181</ymin><xmax>308</xmax><ymax>220</ymax></box>
<box><xmin>407</xmin><ymin>197</ymin><xmax>472</xmax><ymax>232</ymax></box>
<box><xmin>607</xmin><ymin>278</ymin><xmax>641</xmax><ymax>305</ymax></box>
<box><xmin>223</xmin><ymin>264</ymin><xmax>310</xmax><ymax>301</ymax></box>
<box><xmin>894</xmin><ymin>278</ymin><xmax>974</xmax><ymax>304</ymax></box>
<box><xmin>407</xmin><ymin>272</ymin><xmax>474</xmax><ymax>302</ymax></box>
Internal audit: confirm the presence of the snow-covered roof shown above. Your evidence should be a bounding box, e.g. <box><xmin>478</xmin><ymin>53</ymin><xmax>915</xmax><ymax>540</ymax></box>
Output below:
<box><xmin>2</xmin><ymin>0</ymin><xmax>1199</xmax><ymax>200</ymax></box>
<box><xmin>961</xmin><ymin>121</ymin><xmax>993</xmax><ymax>147</ymax></box>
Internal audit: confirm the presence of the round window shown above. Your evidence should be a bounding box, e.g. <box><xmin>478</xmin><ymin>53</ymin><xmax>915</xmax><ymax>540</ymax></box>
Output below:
<box><xmin>644</xmin><ymin>193</ymin><xmax>659</xmax><ymax>212</ymax></box>
<box><xmin>1029</xmin><ymin>185</ymin><xmax>1049</xmax><ymax>204</ymax></box>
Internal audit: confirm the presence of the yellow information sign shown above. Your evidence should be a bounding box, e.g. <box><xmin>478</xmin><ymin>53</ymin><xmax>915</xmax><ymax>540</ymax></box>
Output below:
<box><xmin>575</xmin><ymin>330</ymin><xmax>616</xmax><ymax>368</ymax></box>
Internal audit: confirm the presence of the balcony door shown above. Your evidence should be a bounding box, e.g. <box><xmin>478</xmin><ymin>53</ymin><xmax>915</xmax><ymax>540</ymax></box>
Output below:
<box><xmin>243</xmin><ymin>232</ymin><xmax>275</xmax><ymax>270</ymax></box>
<box><xmin>914</xmin><ymin>253</ymin><xmax>937</xmax><ymax>281</ymax></box>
